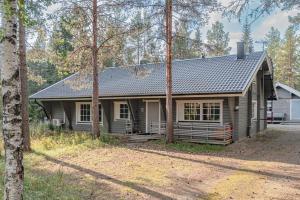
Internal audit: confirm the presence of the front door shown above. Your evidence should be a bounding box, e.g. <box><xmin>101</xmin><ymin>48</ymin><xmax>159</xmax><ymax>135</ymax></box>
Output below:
<box><xmin>146</xmin><ymin>101</ymin><xmax>160</xmax><ymax>133</ymax></box>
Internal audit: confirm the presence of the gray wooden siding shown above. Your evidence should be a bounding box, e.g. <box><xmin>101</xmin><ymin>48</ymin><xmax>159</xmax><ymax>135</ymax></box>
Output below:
<box><xmin>272</xmin><ymin>99</ymin><xmax>291</xmax><ymax>120</ymax></box>
<box><xmin>277</xmin><ymin>88</ymin><xmax>292</xmax><ymax>99</ymax></box>
<box><xmin>238</xmin><ymin>94</ymin><xmax>248</xmax><ymax>140</ymax></box>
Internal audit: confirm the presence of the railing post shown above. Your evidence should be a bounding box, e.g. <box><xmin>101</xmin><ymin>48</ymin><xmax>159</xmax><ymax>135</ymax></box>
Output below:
<box><xmin>223</xmin><ymin>124</ymin><xmax>226</xmax><ymax>143</ymax></box>
<box><xmin>206</xmin><ymin>124</ymin><xmax>209</xmax><ymax>144</ymax></box>
<box><xmin>159</xmin><ymin>121</ymin><xmax>161</xmax><ymax>135</ymax></box>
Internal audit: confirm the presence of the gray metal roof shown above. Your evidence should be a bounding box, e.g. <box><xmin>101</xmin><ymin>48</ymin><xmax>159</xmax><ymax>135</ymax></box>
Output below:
<box><xmin>30</xmin><ymin>51</ymin><xmax>267</xmax><ymax>99</ymax></box>
<box><xmin>276</xmin><ymin>82</ymin><xmax>300</xmax><ymax>98</ymax></box>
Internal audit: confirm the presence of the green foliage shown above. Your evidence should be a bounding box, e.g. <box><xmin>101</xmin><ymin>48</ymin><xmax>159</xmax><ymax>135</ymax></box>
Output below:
<box><xmin>173</xmin><ymin>20</ymin><xmax>203</xmax><ymax>59</ymax></box>
<box><xmin>154</xmin><ymin>139</ymin><xmax>224</xmax><ymax>153</ymax></box>
<box><xmin>265</xmin><ymin>27</ymin><xmax>281</xmax><ymax>60</ymax></box>
<box><xmin>207</xmin><ymin>21</ymin><xmax>231</xmax><ymax>56</ymax></box>
<box><xmin>266</xmin><ymin>25</ymin><xmax>300</xmax><ymax>89</ymax></box>
<box><xmin>50</xmin><ymin>16</ymin><xmax>74</xmax><ymax>59</ymax></box>
<box><xmin>241</xmin><ymin>17</ymin><xmax>254</xmax><ymax>54</ymax></box>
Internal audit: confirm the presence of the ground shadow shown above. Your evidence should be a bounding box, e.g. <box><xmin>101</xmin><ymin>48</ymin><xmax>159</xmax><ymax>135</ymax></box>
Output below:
<box><xmin>128</xmin><ymin>147</ymin><xmax>300</xmax><ymax>182</ymax></box>
<box><xmin>32</xmin><ymin>150</ymin><xmax>174</xmax><ymax>200</ymax></box>
<box><xmin>125</xmin><ymin>127</ymin><xmax>300</xmax><ymax>166</ymax></box>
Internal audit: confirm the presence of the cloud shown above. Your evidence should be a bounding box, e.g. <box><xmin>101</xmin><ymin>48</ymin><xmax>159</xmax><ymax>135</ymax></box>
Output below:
<box><xmin>253</xmin><ymin>9</ymin><xmax>298</xmax><ymax>39</ymax></box>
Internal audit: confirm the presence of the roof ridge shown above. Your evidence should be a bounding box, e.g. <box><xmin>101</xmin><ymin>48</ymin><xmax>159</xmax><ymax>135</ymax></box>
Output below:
<box><xmin>276</xmin><ymin>82</ymin><xmax>300</xmax><ymax>97</ymax></box>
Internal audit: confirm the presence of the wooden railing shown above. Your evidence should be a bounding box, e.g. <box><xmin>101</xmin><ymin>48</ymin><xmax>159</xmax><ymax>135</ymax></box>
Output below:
<box><xmin>150</xmin><ymin>121</ymin><xmax>233</xmax><ymax>145</ymax></box>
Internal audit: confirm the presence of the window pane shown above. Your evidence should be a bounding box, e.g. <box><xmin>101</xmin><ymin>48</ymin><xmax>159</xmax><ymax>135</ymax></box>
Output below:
<box><xmin>119</xmin><ymin>103</ymin><xmax>129</xmax><ymax>119</ymax></box>
<box><xmin>79</xmin><ymin>103</ymin><xmax>91</xmax><ymax>122</ymax></box>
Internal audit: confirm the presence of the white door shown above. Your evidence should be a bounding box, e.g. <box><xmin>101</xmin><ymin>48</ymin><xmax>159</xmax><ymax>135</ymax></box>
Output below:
<box><xmin>146</xmin><ymin>101</ymin><xmax>160</xmax><ymax>133</ymax></box>
<box><xmin>291</xmin><ymin>100</ymin><xmax>300</xmax><ymax>120</ymax></box>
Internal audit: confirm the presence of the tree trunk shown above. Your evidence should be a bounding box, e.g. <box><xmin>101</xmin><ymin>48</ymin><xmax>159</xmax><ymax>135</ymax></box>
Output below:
<box><xmin>1</xmin><ymin>0</ymin><xmax>24</xmax><ymax>199</ymax></box>
<box><xmin>92</xmin><ymin>0</ymin><xmax>100</xmax><ymax>139</ymax></box>
<box><xmin>19</xmin><ymin>0</ymin><xmax>30</xmax><ymax>151</ymax></box>
<box><xmin>165</xmin><ymin>0</ymin><xmax>174</xmax><ymax>143</ymax></box>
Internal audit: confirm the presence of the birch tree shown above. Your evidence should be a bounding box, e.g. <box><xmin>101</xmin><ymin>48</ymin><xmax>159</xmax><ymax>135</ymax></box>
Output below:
<box><xmin>1</xmin><ymin>0</ymin><xmax>24</xmax><ymax>199</ymax></box>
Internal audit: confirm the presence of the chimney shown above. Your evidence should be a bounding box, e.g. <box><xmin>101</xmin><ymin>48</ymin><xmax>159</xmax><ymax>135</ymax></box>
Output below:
<box><xmin>237</xmin><ymin>42</ymin><xmax>245</xmax><ymax>59</ymax></box>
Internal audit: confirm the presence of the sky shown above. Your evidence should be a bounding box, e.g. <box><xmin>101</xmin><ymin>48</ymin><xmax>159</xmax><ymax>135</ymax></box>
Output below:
<box><xmin>203</xmin><ymin>1</ymin><xmax>299</xmax><ymax>54</ymax></box>
<box><xmin>43</xmin><ymin>1</ymin><xmax>298</xmax><ymax>55</ymax></box>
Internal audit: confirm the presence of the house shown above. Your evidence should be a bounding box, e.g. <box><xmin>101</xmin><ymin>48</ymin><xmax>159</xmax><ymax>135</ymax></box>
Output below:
<box><xmin>268</xmin><ymin>82</ymin><xmax>300</xmax><ymax>122</ymax></box>
<box><xmin>30</xmin><ymin>43</ymin><xmax>275</xmax><ymax>144</ymax></box>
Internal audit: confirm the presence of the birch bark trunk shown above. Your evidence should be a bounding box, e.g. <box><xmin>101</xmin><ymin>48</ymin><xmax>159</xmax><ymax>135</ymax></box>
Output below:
<box><xmin>19</xmin><ymin>0</ymin><xmax>31</xmax><ymax>151</ymax></box>
<box><xmin>92</xmin><ymin>0</ymin><xmax>100</xmax><ymax>139</ymax></box>
<box><xmin>1</xmin><ymin>0</ymin><xmax>24</xmax><ymax>199</ymax></box>
<box><xmin>165</xmin><ymin>0</ymin><xmax>174</xmax><ymax>143</ymax></box>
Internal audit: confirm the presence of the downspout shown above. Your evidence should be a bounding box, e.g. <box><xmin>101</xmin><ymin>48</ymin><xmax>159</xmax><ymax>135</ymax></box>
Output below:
<box><xmin>247</xmin><ymin>86</ymin><xmax>252</xmax><ymax>137</ymax></box>
<box><xmin>34</xmin><ymin>99</ymin><xmax>51</xmax><ymax>120</ymax></box>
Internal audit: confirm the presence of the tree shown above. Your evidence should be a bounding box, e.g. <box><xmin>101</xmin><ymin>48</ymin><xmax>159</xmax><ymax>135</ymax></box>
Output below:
<box><xmin>1</xmin><ymin>0</ymin><xmax>24</xmax><ymax>198</ymax></box>
<box><xmin>190</xmin><ymin>27</ymin><xmax>204</xmax><ymax>58</ymax></box>
<box><xmin>50</xmin><ymin>1</ymin><xmax>135</xmax><ymax>138</ymax></box>
<box><xmin>265</xmin><ymin>27</ymin><xmax>281</xmax><ymax>60</ymax></box>
<box><xmin>241</xmin><ymin>17</ymin><xmax>254</xmax><ymax>54</ymax></box>
<box><xmin>173</xmin><ymin>20</ymin><xmax>191</xmax><ymax>59</ymax></box>
<box><xmin>226</xmin><ymin>0</ymin><xmax>299</xmax><ymax>20</ymax></box>
<box><xmin>18</xmin><ymin>0</ymin><xmax>30</xmax><ymax>151</ymax></box>
<box><xmin>135</xmin><ymin>0</ymin><xmax>218</xmax><ymax>143</ymax></box>
<box><xmin>165</xmin><ymin>0</ymin><xmax>173</xmax><ymax>143</ymax></box>
<box><xmin>206</xmin><ymin>21</ymin><xmax>231</xmax><ymax>56</ymax></box>
<box><xmin>276</xmin><ymin>26</ymin><xmax>300</xmax><ymax>88</ymax></box>
<box><xmin>92</xmin><ymin>0</ymin><xmax>100</xmax><ymax>138</ymax></box>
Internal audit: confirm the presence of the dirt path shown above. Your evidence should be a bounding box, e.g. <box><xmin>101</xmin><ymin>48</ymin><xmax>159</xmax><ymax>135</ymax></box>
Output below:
<box><xmin>34</xmin><ymin>125</ymin><xmax>300</xmax><ymax>200</ymax></box>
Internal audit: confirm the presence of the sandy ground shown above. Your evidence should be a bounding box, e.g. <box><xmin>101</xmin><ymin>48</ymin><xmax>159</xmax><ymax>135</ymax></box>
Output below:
<box><xmin>34</xmin><ymin>125</ymin><xmax>300</xmax><ymax>200</ymax></box>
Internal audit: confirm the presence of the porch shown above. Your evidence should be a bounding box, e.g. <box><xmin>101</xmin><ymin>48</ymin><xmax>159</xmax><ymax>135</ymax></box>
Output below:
<box><xmin>125</xmin><ymin>121</ymin><xmax>233</xmax><ymax>145</ymax></box>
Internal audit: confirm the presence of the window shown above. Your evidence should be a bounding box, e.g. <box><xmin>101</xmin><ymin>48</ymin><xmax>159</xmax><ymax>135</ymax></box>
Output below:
<box><xmin>120</xmin><ymin>103</ymin><xmax>129</xmax><ymax>119</ymax></box>
<box><xmin>177</xmin><ymin>100</ymin><xmax>223</xmax><ymax>123</ymax></box>
<box><xmin>76</xmin><ymin>102</ymin><xmax>102</xmax><ymax>123</ymax></box>
<box><xmin>80</xmin><ymin>103</ymin><xmax>91</xmax><ymax>122</ymax></box>
<box><xmin>203</xmin><ymin>103</ymin><xmax>221</xmax><ymax>121</ymax></box>
<box><xmin>114</xmin><ymin>102</ymin><xmax>130</xmax><ymax>120</ymax></box>
<box><xmin>184</xmin><ymin>103</ymin><xmax>201</xmax><ymax>120</ymax></box>
<box><xmin>252</xmin><ymin>100</ymin><xmax>257</xmax><ymax>120</ymax></box>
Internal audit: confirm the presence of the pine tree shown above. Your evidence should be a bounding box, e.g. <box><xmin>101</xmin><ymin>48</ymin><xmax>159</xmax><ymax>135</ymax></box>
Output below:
<box><xmin>191</xmin><ymin>27</ymin><xmax>203</xmax><ymax>58</ymax></box>
<box><xmin>206</xmin><ymin>21</ymin><xmax>231</xmax><ymax>56</ymax></box>
<box><xmin>241</xmin><ymin>17</ymin><xmax>254</xmax><ymax>54</ymax></box>
<box><xmin>19</xmin><ymin>0</ymin><xmax>31</xmax><ymax>151</ymax></box>
<box><xmin>165</xmin><ymin>0</ymin><xmax>173</xmax><ymax>143</ymax></box>
<box><xmin>276</xmin><ymin>26</ymin><xmax>300</xmax><ymax>88</ymax></box>
<box><xmin>173</xmin><ymin>20</ymin><xmax>191</xmax><ymax>59</ymax></box>
<box><xmin>265</xmin><ymin>27</ymin><xmax>281</xmax><ymax>60</ymax></box>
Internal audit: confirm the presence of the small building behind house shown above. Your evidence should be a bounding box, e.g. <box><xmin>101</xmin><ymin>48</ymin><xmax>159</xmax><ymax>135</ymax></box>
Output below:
<box><xmin>268</xmin><ymin>83</ymin><xmax>300</xmax><ymax>123</ymax></box>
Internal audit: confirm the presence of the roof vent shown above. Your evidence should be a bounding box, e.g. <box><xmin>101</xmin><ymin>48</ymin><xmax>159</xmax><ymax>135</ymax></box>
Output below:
<box><xmin>237</xmin><ymin>42</ymin><xmax>245</xmax><ymax>59</ymax></box>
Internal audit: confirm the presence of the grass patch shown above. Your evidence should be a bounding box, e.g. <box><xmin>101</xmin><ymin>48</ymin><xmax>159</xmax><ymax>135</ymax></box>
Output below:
<box><xmin>153</xmin><ymin>139</ymin><xmax>225</xmax><ymax>153</ymax></box>
<box><xmin>0</xmin><ymin>127</ymin><xmax>122</xmax><ymax>199</ymax></box>
<box><xmin>0</xmin><ymin>157</ymin><xmax>88</xmax><ymax>199</ymax></box>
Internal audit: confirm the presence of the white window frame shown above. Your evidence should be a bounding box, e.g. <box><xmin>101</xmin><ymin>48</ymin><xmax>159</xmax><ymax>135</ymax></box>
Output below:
<box><xmin>176</xmin><ymin>100</ymin><xmax>223</xmax><ymax>125</ymax></box>
<box><xmin>76</xmin><ymin>102</ymin><xmax>103</xmax><ymax>124</ymax></box>
<box><xmin>114</xmin><ymin>101</ymin><xmax>130</xmax><ymax>120</ymax></box>
<box><xmin>251</xmin><ymin>100</ymin><xmax>257</xmax><ymax>121</ymax></box>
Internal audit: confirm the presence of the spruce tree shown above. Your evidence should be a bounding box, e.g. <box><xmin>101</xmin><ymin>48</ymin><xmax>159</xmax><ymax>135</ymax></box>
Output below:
<box><xmin>241</xmin><ymin>17</ymin><xmax>254</xmax><ymax>54</ymax></box>
<box><xmin>206</xmin><ymin>21</ymin><xmax>231</xmax><ymax>56</ymax></box>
